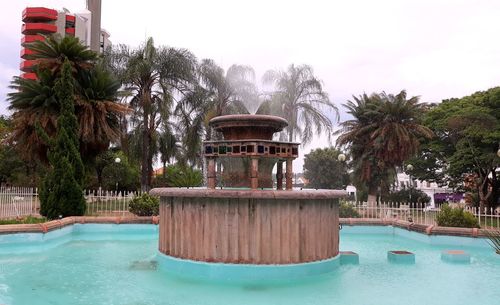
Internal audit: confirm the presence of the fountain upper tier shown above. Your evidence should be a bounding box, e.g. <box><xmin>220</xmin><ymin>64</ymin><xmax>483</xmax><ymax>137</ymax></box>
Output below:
<box><xmin>205</xmin><ymin>114</ymin><xmax>298</xmax><ymax>189</ymax></box>
<box><xmin>210</xmin><ymin>114</ymin><xmax>288</xmax><ymax>140</ymax></box>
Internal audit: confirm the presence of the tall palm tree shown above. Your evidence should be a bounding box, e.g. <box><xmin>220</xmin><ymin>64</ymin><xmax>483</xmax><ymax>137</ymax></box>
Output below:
<box><xmin>107</xmin><ymin>38</ymin><xmax>197</xmax><ymax>190</ymax></box>
<box><xmin>8</xmin><ymin>36</ymin><xmax>127</xmax><ymax>162</ymax></box>
<box><xmin>261</xmin><ymin>64</ymin><xmax>338</xmax><ymax>144</ymax></box>
<box><xmin>158</xmin><ymin>127</ymin><xmax>179</xmax><ymax>176</ymax></box>
<box><xmin>26</xmin><ymin>35</ymin><xmax>97</xmax><ymax>76</ymax></box>
<box><xmin>337</xmin><ymin>90</ymin><xmax>433</xmax><ymax>204</ymax></box>
<box><xmin>198</xmin><ymin>59</ymin><xmax>258</xmax><ymax>140</ymax></box>
<box><xmin>174</xmin><ymin>86</ymin><xmax>206</xmax><ymax>166</ymax></box>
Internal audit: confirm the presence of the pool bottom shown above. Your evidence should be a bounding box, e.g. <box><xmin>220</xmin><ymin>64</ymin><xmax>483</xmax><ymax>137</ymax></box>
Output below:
<box><xmin>156</xmin><ymin>253</ymin><xmax>340</xmax><ymax>283</ymax></box>
<box><xmin>0</xmin><ymin>225</ymin><xmax>498</xmax><ymax>305</ymax></box>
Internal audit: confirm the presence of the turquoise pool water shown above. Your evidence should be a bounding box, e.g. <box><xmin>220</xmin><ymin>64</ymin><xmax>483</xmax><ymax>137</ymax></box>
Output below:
<box><xmin>0</xmin><ymin>224</ymin><xmax>498</xmax><ymax>305</ymax></box>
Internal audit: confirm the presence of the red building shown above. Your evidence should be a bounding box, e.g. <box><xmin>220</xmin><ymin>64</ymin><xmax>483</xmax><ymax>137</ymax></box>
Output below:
<box><xmin>20</xmin><ymin>1</ymin><xmax>109</xmax><ymax>80</ymax></box>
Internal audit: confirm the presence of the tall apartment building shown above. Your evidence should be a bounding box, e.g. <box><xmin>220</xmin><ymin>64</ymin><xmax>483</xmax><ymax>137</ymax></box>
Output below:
<box><xmin>20</xmin><ymin>0</ymin><xmax>110</xmax><ymax>80</ymax></box>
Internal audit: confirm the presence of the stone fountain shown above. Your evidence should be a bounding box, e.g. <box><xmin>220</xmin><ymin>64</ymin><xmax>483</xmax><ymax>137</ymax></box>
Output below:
<box><xmin>151</xmin><ymin>114</ymin><xmax>347</xmax><ymax>282</ymax></box>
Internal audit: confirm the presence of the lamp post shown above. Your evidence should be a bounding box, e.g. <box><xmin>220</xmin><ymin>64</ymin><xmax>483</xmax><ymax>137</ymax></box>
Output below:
<box><xmin>338</xmin><ymin>153</ymin><xmax>346</xmax><ymax>188</ymax></box>
<box><xmin>406</xmin><ymin>164</ymin><xmax>414</xmax><ymax>204</ymax></box>
<box><xmin>114</xmin><ymin>157</ymin><xmax>121</xmax><ymax>192</ymax></box>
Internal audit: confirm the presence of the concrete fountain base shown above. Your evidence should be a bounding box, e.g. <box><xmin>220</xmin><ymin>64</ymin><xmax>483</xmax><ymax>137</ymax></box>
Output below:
<box><xmin>151</xmin><ymin>188</ymin><xmax>345</xmax><ymax>265</ymax></box>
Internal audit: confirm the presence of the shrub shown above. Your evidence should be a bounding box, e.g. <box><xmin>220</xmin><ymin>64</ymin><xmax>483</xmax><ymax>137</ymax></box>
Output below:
<box><xmin>340</xmin><ymin>202</ymin><xmax>360</xmax><ymax>218</ymax></box>
<box><xmin>128</xmin><ymin>193</ymin><xmax>159</xmax><ymax>216</ymax></box>
<box><xmin>382</xmin><ymin>188</ymin><xmax>431</xmax><ymax>204</ymax></box>
<box><xmin>153</xmin><ymin>164</ymin><xmax>203</xmax><ymax>188</ymax></box>
<box><xmin>436</xmin><ymin>204</ymin><xmax>479</xmax><ymax>228</ymax></box>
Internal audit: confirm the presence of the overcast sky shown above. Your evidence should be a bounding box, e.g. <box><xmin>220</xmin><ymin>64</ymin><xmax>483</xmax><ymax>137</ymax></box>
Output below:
<box><xmin>1</xmin><ymin>0</ymin><xmax>500</xmax><ymax>171</ymax></box>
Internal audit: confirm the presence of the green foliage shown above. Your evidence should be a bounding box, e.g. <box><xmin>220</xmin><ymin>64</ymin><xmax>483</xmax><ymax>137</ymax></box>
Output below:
<box><xmin>484</xmin><ymin>230</ymin><xmax>500</xmax><ymax>254</ymax></box>
<box><xmin>39</xmin><ymin>59</ymin><xmax>86</xmax><ymax>219</ymax></box>
<box><xmin>8</xmin><ymin>35</ymin><xmax>126</xmax><ymax>163</ymax></box>
<box><xmin>410</xmin><ymin>87</ymin><xmax>500</xmax><ymax>209</ymax></box>
<box><xmin>0</xmin><ymin>216</ymin><xmax>47</xmax><ymax>225</ymax></box>
<box><xmin>101</xmin><ymin>152</ymin><xmax>140</xmax><ymax>191</ymax></box>
<box><xmin>0</xmin><ymin>116</ymin><xmax>25</xmax><ymax>184</ymax></box>
<box><xmin>436</xmin><ymin>205</ymin><xmax>479</xmax><ymax>228</ymax></box>
<box><xmin>336</xmin><ymin>91</ymin><xmax>432</xmax><ymax>199</ymax></box>
<box><xmin>128</xmin><ymin>193</ymin><xmax>159</xmax><ymax>216</ymax></box>
<box><xmin>106</xmin><ymin>37</ymin><xmax>197</xmax><ymax>190</ymax></box>
<box><xmin>303</xmin><ymin>147</ymin><xmax>349</xmax><ymax>189</ymax></box>
<box><xmin>339</xmin><ymin>202</ymin><xmax>360</xmax><ymax>218</ymax></box>
<box><xmin>261</xmin><ymin>64</ymin><xmax>337</xmax><ymax>144</ymax></box>
<box><xmin>382</xmin><ymin>188</ymin><xmax>431</xmax><ymax>204</ymax></box>
<box><xmin>153</xmin><ymin>164</ymin><xmax>203</xmax><ymax>187</ymax></box>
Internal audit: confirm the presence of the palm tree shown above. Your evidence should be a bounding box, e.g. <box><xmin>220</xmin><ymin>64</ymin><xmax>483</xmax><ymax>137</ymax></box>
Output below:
<box><xmin>173</xmin><ymin>86</ymin><xmax>206</xmax><ymax>166</ymax></box>
<box><xmin>261</xmin><ymin>64</ymin><xmax>337</xmax><ymax>144</ymax></box>
<box><xmin>107</xmin><ymin>37</ymin><xmax>197</xmax><ymax>190</ymax></box>
<box><xmin>158</xmin><ymin>126</ymin><xmax>179</xmax><ymax>177</ymax></box>
<box><xmin>198</xmin><ymin>59</ymin><xmax>258</xmax><ymax>140</ymax></box>
<box><xmin>26</xmin><ymin>35</ymin><xmax>97</xmax><ymax>76</ymax></box>
<box><xmin>8</xmin><ymin>36</ymin><xmax>128</xmax><ymax>162</ymax></box>
<box><xmin>337</xmin><ymin>90</ymin><xmax>433</xmax><ymax>205</ymax></box>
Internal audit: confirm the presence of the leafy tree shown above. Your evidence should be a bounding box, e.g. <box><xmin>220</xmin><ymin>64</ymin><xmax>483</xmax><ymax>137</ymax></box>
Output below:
<box><xmin>0</xmin><ymin>116</ymin><xmax>25</xmax><ymax>185</ymax></box>
<box><xmin>106</xmin><ymin>37</ymin><xmax>197</xmax><ymax>190</ymax></box>
<box><xmin>101</xmin><ymin>151</ymin><xmax>140</xmax><ymax>191</ymax></box>
<box><xmin>261</xmin><ymin>64</ymin><xmax>338</xmax><ymax>144</ymax></box>
<box><xmin>39</xmin><ymin>59</ymin><xmax>86</xmax><ymax>219</ymax></box>
<box><xmin>381</xmin><ymin>188</ymin><xmax>431</xmax><ymax>205</ymax></box>
<box><xmin>409</xmin><ymin>88</ymin><xmax>500</xmax><ymax>210</ymax></box>
<box><xmin>337</xmin><ymin>90</ymin><xmax>433</xmax><ymax>205</ymax></box>
<box><xmin>8</xmin><ymin>35</ymin><xmax>127</xmax><ymax>163</ymax></box>
<box><xmin>303</xmin><ymin>147</ymin><xmax>349</xmax><ymax>189</ymax></box>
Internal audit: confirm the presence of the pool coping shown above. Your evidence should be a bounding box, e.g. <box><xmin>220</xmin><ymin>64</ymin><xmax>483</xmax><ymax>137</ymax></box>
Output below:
<box><xmin>340</xmin><ymin>218</ymin><xmax>491</xmax><ymax>238</ymax></box>
<box><xmin>0</xmin><ymin>216</ymin><xmax>495</xmax><ymax>238</ymax></box>
<box><xmin>0</xmin><ymin>216</ymin><xmax>159</xmax><ymax>235</ymax></box>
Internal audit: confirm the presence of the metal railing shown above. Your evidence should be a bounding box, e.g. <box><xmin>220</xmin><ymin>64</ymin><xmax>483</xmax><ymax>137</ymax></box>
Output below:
<box><xmin>84</xmin><ymin>189</ymin><xmax>142</xmax><ymax>217</ymax></box>
<box><xmin>0</xmin><ymin>187</ymin><xmax>141</xmax><ymax>219</ymax></box>
<box><xmin>0</xmin><ymin>186</ymin><xmax>39</xmax><ymax>218</ymax></box>
<box><xmin>343</xmin><ymin>201</ymin><xmax>500</xmax><ymax>229</ymax></box>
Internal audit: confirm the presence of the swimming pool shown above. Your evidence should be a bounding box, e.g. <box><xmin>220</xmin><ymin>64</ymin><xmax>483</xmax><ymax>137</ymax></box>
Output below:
<box><xmin>0</xmin><ymin>224</ymin><xmax>498</xmax><ymax>305</ymax></box>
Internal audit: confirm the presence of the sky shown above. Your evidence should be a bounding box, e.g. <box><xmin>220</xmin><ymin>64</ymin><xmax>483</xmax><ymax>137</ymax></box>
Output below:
<box><xmin>1</xmin><ymin>0</ymin><xmax>500</xmax><ymax>171</ymax></box>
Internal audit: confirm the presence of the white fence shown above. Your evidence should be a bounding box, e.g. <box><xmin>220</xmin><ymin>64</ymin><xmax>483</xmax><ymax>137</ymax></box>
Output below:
<box><xmin>0</xmin><ymin>187</ymin><xmax>141</xmax><ymax>219</ymax></box>
<box><xmin>84</xmin><ymin>190</ymin><xmax>142</xmax><ymax>217</ymax></box>
<box><xmin>344</xmin><ymin>201</ymin><xmax>500</xmax><ymax>229</ymax></box>
<box><xmin>0</xmin><ymin>186</ymin><xmax>39</xmax><ymax>219</ymax></box>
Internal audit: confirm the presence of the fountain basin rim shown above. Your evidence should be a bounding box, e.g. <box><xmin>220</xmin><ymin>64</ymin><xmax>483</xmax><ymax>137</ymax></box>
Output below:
<box><xmin>209</xmin><ymin>114</ymin><xmax>288</xmax><ymax>127</ymax></box>
<box><xmin>150</xmin><ymin>188</ymin><xmax>347</xmax><ymax>199</ymax></box>
<box><xmin>203</xmin><ymin>139</ymin><xmax>301</xmax><ymax>145</ymax></box>
<box><xmin>156</xmin><ymin>252</ymin><xmax>340</xmax><ymax>283</ymax></box>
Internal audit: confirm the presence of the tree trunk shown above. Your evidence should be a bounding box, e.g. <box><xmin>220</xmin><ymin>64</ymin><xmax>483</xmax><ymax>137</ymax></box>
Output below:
<box><xmin>96</xmin><ymin>167</ymin><xmax>103</xmax><ymax>187</ymax></box>
<box><xmin>120</xmin><ymin>114</ymin><xmax>129</xmax><ymax>157</ymax></box>
<box><xmin>147</xmin><ymin>137</ymin><xmax>154</xmax><ymax>188</ymax></box>
<box><xmin>367</xmin><ymin>185</ymin><xmax>378</xmax><ymax>207</ymax></box>
<box><xmin>478</xmin><ymin>173</ymin><xmax>493</xmax><ymax>213</ymax></box>
<box><xmin>367</xmin><ymin>194</ymin><xmax>377</xmax><ymax>207</ymax></box>
<box><xmin>141</xmin><ymin>105</ymin><xmax>150</xmax><ymax>192</ymax></box>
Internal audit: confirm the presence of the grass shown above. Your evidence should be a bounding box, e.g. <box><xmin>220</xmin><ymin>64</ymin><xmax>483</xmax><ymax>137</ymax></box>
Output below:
<box><xmin>0</xmin><ymin>215</ymin><xmax>47</xmax><ymax>225</ymax></box>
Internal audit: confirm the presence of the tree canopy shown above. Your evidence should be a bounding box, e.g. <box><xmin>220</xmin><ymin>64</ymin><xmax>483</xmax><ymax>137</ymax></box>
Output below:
<box><xmin>408</xmin><ymin>87</ymin><xmax>500</xmax><ymax>210</ymax></box>
<box><xmin>303</xmin><ymin>147</ymin><xmax>349</xmax><ymax>189</ymax></box>
<box><xmin>337</xmin><ymin>90</ymin><xmax>432</xmax><ymax>204</ymax></box>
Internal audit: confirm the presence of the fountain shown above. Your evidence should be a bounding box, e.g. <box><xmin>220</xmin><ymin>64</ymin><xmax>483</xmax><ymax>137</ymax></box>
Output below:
<box><xmin>151</xmin><ymin>114</ymin><xmax>347</xmax><ymax>282</ymax></box>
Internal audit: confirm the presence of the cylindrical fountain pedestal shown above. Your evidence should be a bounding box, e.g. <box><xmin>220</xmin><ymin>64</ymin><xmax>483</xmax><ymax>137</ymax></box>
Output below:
<box><xmin>151</xmin><ymin>188</ymin><xmax>345</xmax><ymax>282</ymax></box>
